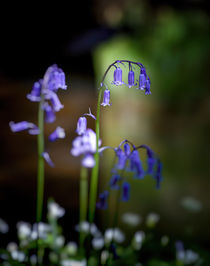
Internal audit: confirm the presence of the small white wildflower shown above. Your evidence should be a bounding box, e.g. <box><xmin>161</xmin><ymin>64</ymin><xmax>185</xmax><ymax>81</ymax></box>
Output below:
<box><xmin>0</xmin><ymin>218</ymin><xmax>9</xmax><ymax>234</ymax></box>
<box><xmin>185</xmin><ymin>249</ymin><xmax>200</xmax><ymax>264</ymax></box>
<box><xmin>66</xmin><ymin>242</ymin><xmax>78</xmax><ymax>255</ymax></box>
<box><xmin>30</xmin><ymin>255</ymin><xmax>37</xmax><ymax>265</ymax></box>
<box><xmin>75</xmin><ymin>221</ymin><xmax>89</xmax><ymax>233</ymax></box>
<box><xmin>11</xmin><ymin>250</ymin><xmax>25</xmax><ymax>262</ymax></box>
<box><xmin>7</xmin><ymin>242</ymin><xmax>18</xmax><ymax>253</ymax></box>
<box><xmin>181</xmin><ymin>196</ymin><xmax>202</xmax><ymax>213</ymax></box>
<box><xmin>17</xmin><ymin>221</ymin><xmax>31</xmax><ymax>239</ymax></box>
<box><xmin>61</xmin><ymin>259</ymin><xmax>87</xmax><ymax>266</ymax></box>
<box><xmin>122</xmin><ymin>213</ymin><xmax>141</xmax><ymax>226</ymax></box>
<box><xmin>55</xmin><ymin>236</ymin><xmax>65</xmax><ymax>248</ymax></box>
<box><xmin>31</xmin><ymin>222</ymin><xmax>51</xmax><ymax>240</ymax></box>
<box><xmin>104</xmin><ymin>228</ymin><xmax>125</xmax><ymax>244</ymax></box>
<box><xmin>133</xmin><ymin>231</ymin><xmax>145</xmax><ymax>250</ymax></box>
<box><xmin>92</xmin><ymin>237</ymin><xmax>104</xmax><ymax>250</ymax></box>
<box><xmin>145</xmin><ymin>213</ymin><xmax>160</xmax><ymax>228</ymax></box>
<box><xmin>48</xmin><ymin>202</ymin><xmax>65</xmax><ymax>219</ymax></box>
<box><xmin>101</xmin><ymin>250</ymin><xmax>109</xmax><ymax>264</ymax></box>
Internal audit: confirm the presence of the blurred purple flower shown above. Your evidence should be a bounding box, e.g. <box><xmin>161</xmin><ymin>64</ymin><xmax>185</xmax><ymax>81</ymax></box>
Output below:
<box><xmin>43</xmin><ymin>103</ymin><xmax>56</xmax><ymax>123</ymax></box>
<box><xmin>110</xmin><ymin>174</ymin><xmax>121</xmax><ymax>190</ymax></box>
<box><xmin>9</xmin><ymin>121</ymin><xmax>40</xmax><ymax>135</ymax></box>
<box><xmin>96</xmin><ymin>191</ymin><xmax>109</xmax><ymax>209</ymax></box>
<box><xmin>155</xmin><ymin>159</ymin><xmax>162</xmax><ymax>189</ymax></box>
<box><xmin>115</xmin><ymin>148</ymin><xmax>127</xmax><ymax>170</ymax></box>
<box><xmin>139</xmin><ymin>68</ymin><xmax>146</xmax><ymax>90</ymax></box>
<box><xmin>122</xmin><ymin>182</ymin><xmax>130</xmax><ymax>201</ymax></box>
<box><xmin>27</xmin><ymin>80</ymin><xmax>42</xmax><ymax>102</ymax></box>
<box><xmin>48</xmin><ymin>127</ymin><xmax>65</xmax><ymax>142</ymax></box>
<box><xmin>129</xmin><ymin>150</ymin><xmax>144</xmax><ymax>179</ymax></box>
<box><xmin>145</xmin><ymin>78</ymin><xmax>151</xmax><ymax>95</ymax></box>
<box><xmin>76</xmin><ymin>117</ymin><xmax>87</xmax><ymax>135</ymax></box>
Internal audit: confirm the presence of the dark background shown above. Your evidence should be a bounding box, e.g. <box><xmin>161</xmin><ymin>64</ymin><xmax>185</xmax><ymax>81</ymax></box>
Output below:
<box><xmin>0</xmin><ymin>0</ymin><xmax>210</xmax><ymax>251</ymax></box>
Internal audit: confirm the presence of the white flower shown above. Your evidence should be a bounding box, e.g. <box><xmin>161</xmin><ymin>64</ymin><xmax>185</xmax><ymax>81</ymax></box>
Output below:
<box><xmin>48</xmin><ymin>202</ymin><xmax>65</xmax><ymax>219</ymax></box>
<box><xmin>66</xmin><ymin>242</ymin><xmax>78</xmax><ymax>255</ymax></box>
<box><xmin>7</xmin><ymin>242</ymin><xmax>18</xmax><ymax>253</ymax></box>
<box><xmin>17</xmin><ymin>222</ymin><xmax>31</xmax><ymax>239</ymax></box>
<box><xmin>104</xmin><ymin>228</ymin><xmax>125</xmax><ymax>243</ymax></box>
<box><xmin>133</xmin><ymin>231</ymin><xmax>145</xmax><ymax>250</ymax></box>
<box><xmin>145</xmin><ymin>213</ymin><xmax>160</xmax><ymax>228</ymax></box>
<box><xmin>61</xmin><ymin>259</ymin><xmax>87</xmax><ymax>266</ymax></box>
<box><xmin>92</xmin><ymin>237</ymin><xmax>104</xmax><ymax>250</ymax></box>
<box><xmin>101</xmin><ymin>250</ymin><xmax>109</xmax><ymax>264</ymax></box>
<box><xmin>122</xmin><ymin>213</ymin><xmax>141</xmax><ymax>226</ymax></box>
<box><xmin>0</xmin><ymin>218</ymin><xmax>9</xmax><ymax>234</ymax></box>
<box><xmin>55</xmin><ymin>236</ymin><xmax>65</xmax><ymax>248</ymax></box>
<box><xmin>11</xmin><ymin>250</ymin><xmax>25</xmax><ymax>262</ymax></box>
<box><xmin>31</xmin><ymin>222</ymin><xmax>51</xmax><ymax>240</ymax></box>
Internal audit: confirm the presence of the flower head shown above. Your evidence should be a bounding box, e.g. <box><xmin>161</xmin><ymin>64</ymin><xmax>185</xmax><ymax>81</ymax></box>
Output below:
<box><xmin>96</xmin><ymin>191</ymin><xmax>109</xmax><ymax>210</ymax></box>
<box><xmin>101</xmin><ymin>89</ymin><xmax>111</xmax><ymax>107</ymax></box>
<box><xmin>155</xmin><ymin>159</ymin><xmax>162</xmax><ymax>189</ymax></box>
<box><xmin>127</xmin><ymin>70</ymin><xmax>137</xmax><ymax>88</ymax></box>
<box><xmin>139</xmin><ymin>68</ymin><xmax>146</xmax><ymax>90</ymax></box>
<box><xmin>42</xmin><ymin>152</ymin><xmax>55</xmax><ymax>167</ymax></box>
<box><xmin>48</xmin><ymin>127</ymin><xmax>65</xmax><ymax>142</ymax></box>
<box><xmin>43</xmin><ymin>103</ymin><xmax>56</xmax><ymax>123</ymax></box>
<box><xmin>9</xmin><ymin>121</ymin><xmax>39</xmax><ymax>135</ymax></box>
<box><xmin>27</xmin><ymin>80</ymin><xmax>42</xmax><ymax>102</ymax></box>
<box><xmin>122</xmin><ymin>182</ymin><xmax>130</xmax><ymax>201</ymax></box>
<box><xmin>129</xmin><ymin>150</ymin><xmax>144</xmax><ymax>179</ymax></box>
<box><xmin>43</xmin><ymin>64</ymin><xmax>67</xmax><ymax>92</ymax></box>
<box><xmin>112</xmin><ymin>67</ymin><xmax>124</xmax><ymax>86</ymax></box>
<box><xmin>145</xmin><ymin>78</ymin><xmax>151</xmax><ymax>95</ymax></box>
<box><xmin>76</xmin><ymin>117</ymin><xmax>87</xmax><ymax>135</ymax></box>
<box><xmin>109</xmin><ymin>174</ymin><xmax>121</xmax><ymax>190</ymax></box>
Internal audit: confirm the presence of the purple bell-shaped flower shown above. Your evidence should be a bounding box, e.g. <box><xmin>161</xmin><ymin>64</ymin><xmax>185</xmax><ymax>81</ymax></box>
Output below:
<box><xmin>145</xmin><ymin>78</ymin><xmax>151</xmax><ymax>95</ymax></box>
<box><xmin>48</xmin><ymin>127</ymin><xmax>65</xmax><ymax>142</ymax></box>
<box><xmin>112</xmin><ymin>67</ymin><xmax>124</xmax><ymax>86</ymax></box>
<box><xmin>27</xmin><ymin>79</ymin><xmax>42</xmax><ymax>102</ymax></box>
<box><xmin>127</xmin><ymin>70</ymin><xmax>137</xmax><ymax>88</ymax></box>
<box><xmin>139</xmin><ymin>68</ymin><xmax>146</xmax><ymax>90</ymax></box>
<box><xmin>122</xmin><ymin>182</ymin><xmax>130</xmax><ymax>201</ymax></box>
<box><xmin>76</xmin><ymin>117</ymin><xmax>87</xmax><ymax>135</ymax></box>
<box><xmin>101</xmin><ymin>89</ymin><xmax>111</xmax><ymax>107</ymax></box>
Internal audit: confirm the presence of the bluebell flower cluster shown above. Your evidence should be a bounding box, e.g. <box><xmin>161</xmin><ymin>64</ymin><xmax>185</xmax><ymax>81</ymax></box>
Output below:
<box><xmin>101</xmin><ymin>60</ymin><xmax>151</xmax><ymax>108</ymax></box>
<box><xmin>9</xmin><ymin>64</ymin><xmax>67</xmax><ymax>166</ymax></box>
<box><xmin>70</xmin><ymin>109</ymin><xmax>100</xmax><ymax>168</ymax></box>
<box><xmin>96</xmin><ymin>140</ymin><xmax>162</xmax><ymax>209</ymax></box>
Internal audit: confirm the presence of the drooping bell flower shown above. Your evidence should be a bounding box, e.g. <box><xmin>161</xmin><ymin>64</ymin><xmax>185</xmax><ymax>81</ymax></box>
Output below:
<box><xmin>43</xmin><ymin>103</ymin><xmax>56</xmax><ymax>123</ymax></box>
<box><xmin>96</xmin><ymin>191</ymin><xmax>109</xmax><ymax>210</ymax></box>
<box><xmin>140</xmin><ymin>144</ymin><xmax>156</xmax><ymax>175</ymax></box>
<box><xmin>27</xmin><ymin>79</ymin><xmax>42</xmax><ymax>102</ymax></box>
<box><xmin>76</xmin><ymin>117</ymin><xmax>87</xmax><ymax>135</ymax></box>
<box><xmin>48</xmin><ymin>127</ymin><xmax>65</xmax><ymax>142</ymax></box>
<box><xmin>42</xmin><ymin>152</ymin><xmax>55</xmax><ymax>167</ymax></box>
<box><xmin>112</xmin><ymin>67</ymin><xmax>124</xmax><ymax>86</ymax></box>
<box><xmin>101</xmin><ymin>89</ymin><xmax>111</xmax><ymax>107</ymax></box>
<box><xmin>46</xmin><ymin>90</ymin><xmax>64</xmax><ymax>112</ymax></box>
<box><xmin>155</xmin><ymin>159</ymin><xmax>162</xmax><ymax>189</ymax></box>
<box><xmin>127</xmin><ymin>70</ymin><xmax>137</xmax><ymax>88</ymax></box>
<box><xmin>129</xmin><ymin>150</ymin><xmax>144</xmax><ymax>179</ymax></box>
<box><xmin>115</xmin><ymin>148</ymin><xmax>127</xmax><ymax>170</ymax></box>
<box><xmin>82</xmin><ymin>154</ymin><xmax>95</xmax><ymax>168</ymax></box>
<box><xmin>139</xmin><ymin>68</ymin><xmax>146</xmax><ymax>90</ymax></box>
<box><xmin>145</xmin><ymin>78</ymin><xmax>151</xmax><ymax>95</ymax></box>
<box><xmin>42</xmin><ymin>64</ymin><xmax>67</xmax><ymax>92</ymax></box>
<box><xmin>110</xmin><ymin>174</ymin><xmax>121</xmax><ymax>190</ymax></box>
<box><xmin>122</xmin><ymin>182</ymin><xmax>130</xmax><ymax>201</ymax></box>
<box><xmin>123</xmin><ymin>143</ymin><xmax>131</xmax><ymax>156</ymax></box>
<box><xmin>9</xmin><ymin>121</ymin><xmax>40</xmax><ymax>135</ymax></box>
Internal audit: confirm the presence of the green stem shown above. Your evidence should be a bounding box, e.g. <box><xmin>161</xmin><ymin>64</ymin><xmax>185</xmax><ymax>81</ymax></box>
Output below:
<box><xmin>88</xmin><ymin>88</ymin><xmax>103</xmax><ymax>223</ymax></box>
<box><xmin>80</xmin><ymin>166</ymin><xmax>88</xmax><ymax>250</ymax></box>
<box><xmin>36</xmin><ymin>99</ymin><xmax>45</xmax><ymax>223</ymax></box>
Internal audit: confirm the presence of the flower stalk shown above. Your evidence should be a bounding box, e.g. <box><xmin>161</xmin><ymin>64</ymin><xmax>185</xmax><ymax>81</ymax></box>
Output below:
<box><xmin>36</xmin><ymin>95</ymin><xmax>45</xmax><ymax>223</ymax></box>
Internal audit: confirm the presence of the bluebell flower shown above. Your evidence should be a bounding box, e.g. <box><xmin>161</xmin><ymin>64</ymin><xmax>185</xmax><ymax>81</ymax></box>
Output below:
<box><xmin>71</xmin><ymin>128</ymin><xmax>101</xmax><ymax>168</ymax></box>
<box><xmin>145</xmin><ymin>78</ymin><xmax>151</xmax><ymax>95</ymax></box>
<box><xmin>155</xmin><ymin>159</ymin><xmax>162</xmax><ymax>189</ymax></box>
<box><xmin>48</xmin><ymin>127</ymin><xmax>65</xmax><ymax>142</ymax></box>
<box><xmin>45</xmin><ymin>91</ymin><xmax>64</xmax><ymax>112</ymax></box>
<box><xmin>42</xmin><ymin>64</ymin><xmax>67</xmax><ymax>92</ymax></box>
<box><xmin>123</xmin><ymin>142</ymin><xmax>131</xmax><ymax>156</ymax></box>
<box><xmin>127</xmin><ymin>70</ymin><xmax>137</xmax><ymax>88</ymax></box>
<box><xmin>43</xmin><ymin>103</ymin><xmax>56</xmax><ymax>123</ymax></box>
<box><xmin>82</xmin><ymin>154</ymin><xmax>96</xmax><ymax>168</ymax></box>
<box><xmin>27</xmin><ymin>79</ymin><xmax>42</xmax><ymax>102</ymax></box>
<box><xmin>101</xmin><ymin>89</ymin><xmax>111</xmax><ymax>107</ymax></box>
<box><xmin>122</xmin><ymin>182</ymin><xmax>130</xmax><ymax>201</ymax></box>
<box><xmin>42</xmin><ymin>152</ymin><xmax>54</xmax><ymax>167</ymax></box>
<box><xmin>129</xmin><ymin>150</ymin><xmax>144</xmax><ymax>179</ymax></box>
<box><xmin>110</xmin><ymin>174</ymin><xmax>121</xmax><ymax>190</ymax></box>
<box><xmin>9</xmin><ymin>121</ymin><xmax>40</xmax><ymax>135</ymax></box>
<box><xmin>139</xmin><ymin>68</ymin><xmax>146</xmax><ymax>90</ymax></box>
<box><xmin>96</xmin><ymin>191</ymin><xmax>109</xmax><ymax>209</ymax></box>
<box><xmin>115</xmin><ymin>148</ymin><xmax>127</xmax><ymax>170</ymax></box>
<box><xmin>140</xmin><ymin>144</ymin><xmax>156</xmax><ymax>175</ymax></box>
<box><xmin>76</xmin><ymin>117</ymin><xmax>87</xmax><ymax>135</ymax></box>
<box><xmin>112</xmin><ymin>67</ymin><xmax>124</xmax><ymax>86</ymax></box>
